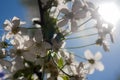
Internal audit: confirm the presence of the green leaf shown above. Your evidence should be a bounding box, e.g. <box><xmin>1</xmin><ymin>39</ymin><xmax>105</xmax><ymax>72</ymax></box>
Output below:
<box><xmin>58</xmin><ymin>57</ymin><xmax>64</xmax><ymax>68</ymax></box>
<box><xmin>61</xmin><ymin>75</ymin><xmax>69</xmax><ymax>80</ymax></box>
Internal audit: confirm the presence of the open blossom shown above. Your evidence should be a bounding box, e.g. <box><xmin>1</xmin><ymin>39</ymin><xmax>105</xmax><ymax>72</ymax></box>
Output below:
<box><xmin>3</xmin><ymin>16</ymin><xmax>27</xmax><ymax>49</ymax></box>
<box><xmin>84</xmin><ymin>50</ymin><xmax>104</xmax><ymax>74</ymax></box>
<box><xmin>57</xmin><ymin>0</ymin><xmax>87</xmax><ymax>32</ymax></box>
<box><xmin>96</xmin><ymin>38</ymin><xmax>110</xmax><ymax>52</ymax></box>
<box><xmin>69</xmin><ymin>62</ymin><xmax>87</xmax><ymax>80</ymax></box>
<box><xmin>3</xmin><ymin>16</ymin><xmax>26</xmax><ymax>41</ymax></box>
<box><xmin>19</xmin><ymin>29</ymin><xmax>51</xmax><ymax>60</ymax></box>
<box><xmin>3</xmin><ymin>16</ymin><xmax>26</xmax><ymax>39</ymax></box>
<box><xmin>96</xmin><ymin>21</ymin><xmax>115</xmax><ymax>43</ymax></box>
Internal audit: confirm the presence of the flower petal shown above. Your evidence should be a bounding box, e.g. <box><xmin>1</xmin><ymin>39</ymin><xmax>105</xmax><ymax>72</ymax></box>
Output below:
<box><xmin>57</xmin><ymin>18</ymin><xmax>69</xmax><ymax>27</ymax></box>
<box><xmin>6</xmin><ymin>32</ymin><xmax>13</xmax><ymax>40</ymax></box>
<box><xmin>22</xmin><ymin>52</ymin><xmax>36</xmax><ymax>62</ymax></box>
<box><xmin>88</xmin><ymin>66</ymin><xmax>95</xmax><ymax>74</ymax></box>
<box><xmin>0</xmin><ymin>60</ymin><xmax>12</xmax><ymax>71</ymax></box>
<box><xmin>20</xmin><ymin>21</ymin><xmax>26</xmax><ymax>26</ymax></box>
<box><xmin>71</xmin><ymin>19</ymin><xmax>78</xmax><ymax>32</ymax></box>
<box><xmin>94</xmin><ymin>52</ymin><xmax>102</xmax><ymax>60</ymax></box>
<box><xmin>3</xmin><ymin>20</ymin><xmax>12</xmax><ymax>31</ymax></box>
<box><xmin>84</xmin><ymin>50</ymin><xmax>94</xmax><ymax>59</ymax></box>
<box><xmin>34</xmin><ymin>29</ymin><xmax>43</xmax><ymax>43</ymax></box>
<box><xmin>74</xmin><ymin>10</ymin><xmax>87</xmax><ymax>19</ymax></box>
<box><xmin>86</xmin><ymin>2</ymin><xmax>95</xmax><ymax>9</ymax></box>
<box><xmin>12</xmin><ymin>16</ymin><xmax>20</xmax><ymax>27</ymax></box>
<box><xmin>60</xmin><ymin>8</ymin><xmax>69</xmax><ymax>14</ymax></box>
<box><xmin>95</xmin><ymin>62</ymin><xmax>104</xmax><ymax>71</ymax></box>
<box><xmin>72</xmin><ymin>0</ymin><xmax>85</xmax><ymax>12</ymax></box>
<box><xmin>43</xmin><ymin>41</ymin><xmax>51</xmax><ymax>49</ymax></box>
<box><xmin>103</xmin><ymin>41</ymin><xmax>110</xmax><ymax>52</ymax></box>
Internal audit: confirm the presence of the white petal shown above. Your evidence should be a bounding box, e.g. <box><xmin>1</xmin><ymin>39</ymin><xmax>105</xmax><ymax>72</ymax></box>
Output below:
<box><xmin>24</xmin><ymin>39</ymin><xmax>34</xmax><ymax>48</ymax></box>
<box><xmin>10</xmin><ymin>39</ymin><xmax>17</xmax><ymax>45</ymax></box>
<box><xmin>88</xmin><ymin>66</ymin><xmax>95</xmax><ymax>74</ymax></box>
<box><xmin>39</xmin><ymin>50</ymin><xmax>47</xmax><ymax>57</ymax></box>
<box><xmin>2</xmin><ymin>34</ymin><xmax>6</xmax><ymax>41</ymax></box>
<box><xmin>4</xmin><ymin>20</ymin><xmax>11</xmax><ymax>26</ymax></box>
<box><xmin>84</xmin><ymin>50</ymin><xmax>94</xmax><ymax>59</ymax></box>
<box><xmin>20</xmin><ymin>21</ymin><xmax>26</xmax><ymax>25</ymax></box>
<box><xmin>12</xmin><ymin>16</ymin><xmax>20</xmax><ymax>21</ymax></box>
<box><xmin>15</xmin><ymin>34</ymin><xmax>23</xmax><ymax>43</ymax></box>
<box><xmin>34</xmin><ymin>29</ymin><xmax>43</xmax><ymax>42</ymax></box>
<box><xmin>70</xmin><ymin>65</ymin><xmax>77</xmax><ymax>74</ymax></box>
<box><xmin>32</xmin><ymin>18</ymin><xmax>40</xmax><ymax>22</ymax></box>
<box><xmin>57</xmin><ymin>18</ymin><xmax>69</xmax><ymax>27</ymax></box>
<box><xmin>84</xmin><ymin>62</ymin><xmax>90</xmax><ymax>68</ymax></box>
<box><xmin>87</xmin><ymin>2</ymin><xmax>95</xmax><ymax>9</ymax></box>
<box><xmin>74</xmin><ymin>10</ymin><xmax>87</xmax><ymax>19</ymax></box>
<box><xmin>12</xmin><ymin>16</ymin><xmax>20</xmax><ymax>27</ymax></box>
<box><xmin>4</xmin><ymin>20</ymin><xmax>12</xmax><ymax>31</ymax></box>
<box><xmin>6</xmin><ymin>32</ymin><xmax>13</xmax><ymax>40</ymax></box>
<box><xmin>95</xmin><ymin>62</ymin><xmax>104</xmax><ymax>71</ymax></box>
<box><xmin>94</xmin><ymin>52</ymin><xmax>102</xmax><ymax>60</ymax></box>
<box><xmin>60</xmin><ymin>8</ymin><xmax>69</xmax><ymax>14</ymax></box>
<box><xmin>72</xmin><ymin>0</ymin><xmax>85</xmax><ymax>12</ymax></box>
<box><xmin>43</xmin><ymin>42</ymin><xmax>51</xmax><ymax>49</ymax></box>
<box><xmin>22</xmin><ymin>52</ymin><xmax>36</xmax><ymax>62</ymax></box>
<box><xmin>71</xmin><ymin>19</ymin><xmax>78</xmax><ymax>32</ymax></box>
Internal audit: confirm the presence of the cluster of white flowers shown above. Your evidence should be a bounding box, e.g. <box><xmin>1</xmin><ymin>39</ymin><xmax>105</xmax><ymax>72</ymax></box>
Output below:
<box><xmin>0</xmin><ymin>0</ymin><xmax>116</xmax><ymax>80</ymax></box>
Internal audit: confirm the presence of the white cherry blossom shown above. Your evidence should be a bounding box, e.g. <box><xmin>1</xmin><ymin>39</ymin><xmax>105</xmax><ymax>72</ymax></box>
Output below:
<box><xmin>84</xmin><ymin>50</ymin><xmax>104</xmax><ymax>74</ymax></box>
<box><xmin>3</xmin><ymin>17</ymin><xmax>27</xmax><ymax>49</ymax></box>
<box><xmin>57</xmin><ymin>0</ymin><xmax>88</xmax><ymax>32</ymax></box>
<box><xmin>4</xmin><ymin>16</ymin><xmax>26</xmax><ymax>40</ymax></box>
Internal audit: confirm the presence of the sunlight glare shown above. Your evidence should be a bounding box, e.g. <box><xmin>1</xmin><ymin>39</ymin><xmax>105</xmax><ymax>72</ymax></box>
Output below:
<box><xmin>98</xmin><ymin>2</ymin><xmax>120</xmax><ymax>25</ymax></box>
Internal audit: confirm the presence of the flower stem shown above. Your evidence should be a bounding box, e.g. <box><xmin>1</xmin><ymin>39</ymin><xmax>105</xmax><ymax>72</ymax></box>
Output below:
<box><xmin>51</xmin><ymin>56</ymin><xmax>72</xmax><ymax>77</ymax></box>
<box><xmin>60</xmin><ymin>63</ymin><xmax>67</xmax><ymax>69</ymax></box>
<box><xmin>74</xmin><ymin>54</ymin><xmax>87</xmax><ymax>60</ymax></box>
<box><xmin>78</xmin><ymin>17</ymin><xmax>92</xmax><ymax>27</ymax></box>
<box><xmin>64</xmin><ymin>43</ymin><xmax>95</xmax><ymax>49</ymax></box>
<box><xmin>65</xmin><ymin>33</ymin><xmax>98</xmax><ymax>40</ymax></box>
<box><xmin>75</xmin><ymin>26</ymin><xmax>95</xmax><ymax>33</ymax></box>
<box><xmin>68</xmin><ymin>51</ymin><xmax>87</xmax><ymax>60</ymax></box>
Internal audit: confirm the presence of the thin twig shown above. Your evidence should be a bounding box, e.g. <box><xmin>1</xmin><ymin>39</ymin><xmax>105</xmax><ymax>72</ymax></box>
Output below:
<box><xmin>51</xmin><ymin>56</ymin><xmax>72</xmax><ymax>77</ymax></box>
<box><xmin>66</xmin><ymin>33</ymin><xmax>98</xmax><ymax>40</ymax></box>
<box><xmin>78</xmin><ymin>17</ymin><xmax>92</xmax><ymax>27</ymax></box>
<box><xmin>64</xmin><ymin>43</ymin><xmax>95</xmax><ymax>49</ymax></box>
<box><xmin>74</xmin><ymin>26</ymin><xmax>95</xmax><ymax>33</ymax></box>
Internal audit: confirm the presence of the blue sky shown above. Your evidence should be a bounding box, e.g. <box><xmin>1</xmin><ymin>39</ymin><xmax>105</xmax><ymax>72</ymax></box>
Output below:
<box><xmin>0</xmin><ymin>0</ymin><xmax>26</xmax><ymax>27</ymax></box>
<box><xmin>0</xmin><ymin>0</ymin><xmax>120</xmax><ymax>80</ymax></box>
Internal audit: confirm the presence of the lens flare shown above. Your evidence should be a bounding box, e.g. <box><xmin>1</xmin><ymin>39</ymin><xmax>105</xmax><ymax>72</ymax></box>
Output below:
<box><xmin>98</xmin><ymin>2</ymin><xmax>120</xmax><ymax>25</ymax></box>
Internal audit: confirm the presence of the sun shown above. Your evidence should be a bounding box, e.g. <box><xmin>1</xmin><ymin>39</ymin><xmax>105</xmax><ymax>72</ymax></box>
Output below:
<box><xmin>98</xmin><ymin>2</ymin><xmax>120</xmax><ymax>25</ymax></box>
